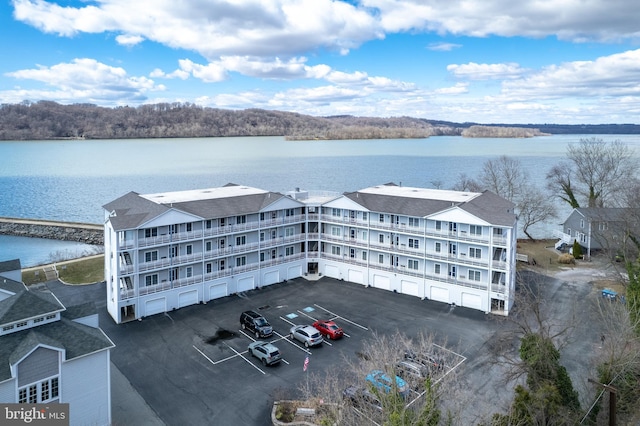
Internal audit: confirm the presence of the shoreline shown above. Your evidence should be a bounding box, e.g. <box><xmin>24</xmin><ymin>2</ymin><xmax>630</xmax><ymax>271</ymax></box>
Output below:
<box><xmin>0</xmin><ymin>217</ymin><xmax>103</xmax><ymax>245</ymax></box>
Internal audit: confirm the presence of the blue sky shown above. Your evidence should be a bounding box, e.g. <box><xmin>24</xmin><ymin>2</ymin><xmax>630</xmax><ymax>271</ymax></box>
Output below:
<box><xmin>2</xmin><ymin>0</ymin><xmax>640</xmax><ymax>124</ymax></box>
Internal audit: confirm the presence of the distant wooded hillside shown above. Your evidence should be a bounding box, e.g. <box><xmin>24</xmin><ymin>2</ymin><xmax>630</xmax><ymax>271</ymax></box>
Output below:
<box><xmin>1</xmin><ymin>101</ymin><xmax>638</xmax><ymax>140</ymax></box>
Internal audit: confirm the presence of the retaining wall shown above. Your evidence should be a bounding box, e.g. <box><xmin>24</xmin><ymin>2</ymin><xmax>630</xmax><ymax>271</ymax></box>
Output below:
<box><xmin>0</xmin><ymin>218</ymin><xmax>103</xmax><ymax>245</ymax></box>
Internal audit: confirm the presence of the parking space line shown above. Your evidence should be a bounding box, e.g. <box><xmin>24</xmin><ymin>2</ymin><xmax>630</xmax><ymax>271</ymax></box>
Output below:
<box><xmin>296</xmin><ymin>310</ymin><xmax>318</xmax><ymax>322</ymax></box>
<box><xmin>313</xmin><ymin>304</ymin><xmax>369</xmax><ymax>330</ymax></box>
<box><xmin>193</xmin><ymin>345</ymin><xmax>247</xmax><ymax>366</ymax></box>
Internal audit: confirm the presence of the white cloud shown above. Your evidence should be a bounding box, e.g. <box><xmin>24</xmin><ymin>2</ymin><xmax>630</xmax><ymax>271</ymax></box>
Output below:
<box><xmin>176</xmin><ymin>59</ymin><xmax>227</xmax><ymax>83</ymax></box>
<box><xmin>447</xmin><ymin>62</ymin><xmax>527</xmax><ymax>80</ymax></box>
<box><xmin>434</xmin><ymin>82</ymin><xmax>468</xmax><ymax>94</ymax></box>
<box><xmin>502</xmin><ymin>49</ymin><xmax>640</xmax><ymax>98</ymax></box>
<box><xmin>427</xmin><ymin>42</ymin><xmax>461</xmax><ymax>52</ymax></box>
<box><xmin>5</xmin><ymin>58</ymin><xmax>164</xmax><ymax>102</ymax></box>
<box><xmin>116</xmin><ymin>34</ymin><xmax>144</xmax><ymax>46</ymax></box>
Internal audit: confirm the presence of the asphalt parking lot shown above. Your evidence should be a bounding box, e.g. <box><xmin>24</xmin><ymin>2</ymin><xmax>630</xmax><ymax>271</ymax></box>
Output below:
<box><xmin>46</xmin><ymin>269</ymin><xmax>601</xmax><ymax>426</ymax></box>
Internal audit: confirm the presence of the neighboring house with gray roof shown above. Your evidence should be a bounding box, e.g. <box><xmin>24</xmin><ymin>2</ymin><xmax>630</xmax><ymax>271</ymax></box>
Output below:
<box><xmin>0</xmin><ymin>260</ymin><xmax>114</xmax><ymax>426</ymax></box>
<box><xmin>104</xmin><ymin>183</ymin><xmax>517</xmax><ymax>322</ymax></box>
<box><xmin>555</xmin><ymin>207</ymin><xmax>640</xmax><ymax>258</ymax></box>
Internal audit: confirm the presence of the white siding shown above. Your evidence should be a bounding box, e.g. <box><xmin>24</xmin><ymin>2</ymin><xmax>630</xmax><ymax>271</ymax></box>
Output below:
<box><xmin>61</xmin><ymin>350</ymin><xmax>111</xmax><ymax>426</ymax></box>
<box><xmin>0</xmin><ymin>379</ymin><xmax>16</xmax><ymax>402</ymax></box>
<box><xmin>145</xmin><ymin>298</ymin><xmax>166</xmax><ymax>317</ymax></box>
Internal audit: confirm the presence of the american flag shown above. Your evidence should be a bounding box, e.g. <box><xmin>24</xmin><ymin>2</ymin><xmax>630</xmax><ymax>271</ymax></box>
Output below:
<box><xmin>303</xmin><ymin>356</ymin><xmax>309</xmax><ymax>372</ymax></box>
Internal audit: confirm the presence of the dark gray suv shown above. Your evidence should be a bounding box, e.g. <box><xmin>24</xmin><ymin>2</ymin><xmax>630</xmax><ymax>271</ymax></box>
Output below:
<box><xmin>240</xmin><ymin>310</ymin><xmax>273</xmax><ymax>338</ymax></box>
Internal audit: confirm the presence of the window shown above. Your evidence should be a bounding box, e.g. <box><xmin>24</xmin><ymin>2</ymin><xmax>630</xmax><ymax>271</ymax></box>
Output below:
<box><xmin>220</xmin><ymin>260</ymin><xmax>225</xmax><ymax>270</ymax></box>
<box><xmin>362</xmin><ymin>212</ymin><xmax>368</xmax><ymax>221</ymax></box>
<box><xmin>286</xmin><ymin>246</ymin><xmax>294</xmax><ymax>256</ymax></box>
<box><xmin>449</xmin><ymin>222</ymin><xmax>458</xmax><ymax>232</ymax></box>
<box><xmin>362</xmin><ymin>252</ymin><xmax>367</xmax><ymax>261</ymax></box>
<box><xmin>19</xmin><ymin>378</ymin><xmax>59</xmax><ymax>404</ymax></box>
<box><xmin>186</xmin><ymin>245</ymin><xmax>193</xmax><ymax>255</ymax></box>
<box><xmin>236</xmin><ymin>215</ymin><xmax>246</xmax><ymax>225</ymax></box>
<box><xmin>286</xmin><ymin>208</ymin><xmax>295</xmax><ymax>217</ymax></box>
<box><xmin>33</xmin><ymin>317</ymin><xmax>44</xmax><ymax>323</ymax></box>
<box><xmin>45</xmin><ymin>314</ymin><xmax>56</xmax><ymax>320</ymax></box>
<box><xmin>449</xmin><ymin>244</ymin><xmax>457</xmax><ymax>255</ymax></box>
<box><xmin>145</xmin><ymin>274</ymin><xmax>158</xmax><ymax>286</ymax></box>
<box><xmin>236</xmin><ymin>257</ymin><xmax>246</xmax><ymax>267</ymax></box>
<box><xmin>408</xmin><ymin>217</ymin><xmax>419</xmax><ymax>227</ymax></box>
<box><xmin>16</xmin><ymin>321</ymin><xmax>27</xmax><ymax>328</ymax></box>
<box><xmin>220</xmin><ymin>218</ymin><xmax>226</xmax><ymax>227</ymax></box>
<box><xmin>470</xmin><ymin>225</ymin><xmax>482</xmax><ymax>236</ymax></box>
<box><xmin>186</xmin><ymin>223</ymin><xmax>192</xmax><ymax>232</ymax></box>
<box><xmin>580</xmin><ymin>219</ymin><xmax>584</xmax><ymax>229</ymax></box>
<box><xmin>332</xmin><ymin>208</ymin><xmax>341</xmax><ymax>217</ymax></box>
<box><xmin>469</xmin><ymin>248</ymin><xmax>481</xmax><ymax>258</ymax></box>
<box><xmin>206</xmin><ymin>241</ymin><xmax>212</xmax><ymax>251</ymax></box>
<box><xmin>468</xmin><ymin>270</ymin><xmax>481</xmax><ymax>281</ymax></box>
<box><xmin>285</xmin><ymin>227</ymin><xmax>295</xmax><ymax>237</ymax></box>
<box><xmin>408</xmin><ymin>238</ymin><xmax>419</xmax><ymax>249</ymax></box>
<box><xmin>435</xmin><ymin>242</ymin><xmax>441</xmax><ymax>253</ymax></box>
<box><xmin>206</xmin><ymin>220</ymin><xmax>212</xmax><ymax>229</ymax></box>
<box><xmin>186</xmin><ymin>267</ymin><xmax>193</xmax><ymax>278</ymax></box>
<box><xmin>2</xmin><ymin>325</ymin><xmax>14</xmax><ymax>331</ymax></box>
<box><xmin>350</xmin><ymin>248</ymin><xmax>355</xmax><ymax>258</ymax></box>
<box><xmin>408</xmin><ymin>259</ymin><xmax>419</xmax><ymax>270</ymax></box>
<box><xmin>331</xmin><ymin>246</ymin><xmax>341</xmax><ymax>256</ymax></box>
<box><xmin>435</xmin><ymin>221</ymin><xmax>442</xmax><ymax>231</ymax></box>
<box><xmin>260</xmin><ymin>212</ymin><xmax>265</xmax><ymax>221</ymax></box>
<box><xmin>206</xmin><ymin>263</ymin><xmax>212</xmax><ymax>274</ymax></box>
<box><xmin>145</xmin><ymin>251</ymin><xmax>158</xmax><ymax>263</ymax></box>
<box><xmin>236</xmin><ymin>235</ymin><xmax>246</xmax><ymax>246</ymax></box>
<box><xmin>271</xmin><ymin>211</ymin><xmax>277</xmax><ymax>219</ymax></box>
<box><xmin>379</xmin><ymin>214</ymin><xmax>384</xmax><ymax>222</ymax></box>
<box><xmin>362</xmin><ymin>231</ymin><xmax>367</xmax><ymax>241</ymax></box>
<box><xmin>170</xmin><ymin>246</ymin><xmax>178</xmax><ymax>258</ymax></box>
<box><xmin>169</xmin><ymin>224</ymin><xmax>178</xmax><ymax>234</ymax></box>
<box><xmin>434</xmin><ymin>264</ymin><xmax>441</xmax><ymax>274</ymax></box>
<box><xmin>378</xmin><ymin>254</ymin><xmax>384</xmax><ymax>264</ymax></box>
<box><xmin>379</xmin><ymin>234</ymin><xmax>384</xmax><ymax>243</ymax></box>
<box><xmin>271</xmin><ymin>230</ymin><xmax>276</xmax><ymax>239</ymax></box>
<box><xmin>331</xmin><ymin>226</ymin><xmax>341</xmax><ymax>237</ymax></box>
<box><xmin>260</xmin><ymin>252</ymin><xmax>265</xmax><ymax>262</ymax></box>
<box><xmin>144</xmin><ymin>228</ymin><xmax>158</xmax><ymax>238</ymax></box>
<box><xmin>260</xmin><ymin>232</ymin><xmax>265</xmax><ymax>242</ymax></box>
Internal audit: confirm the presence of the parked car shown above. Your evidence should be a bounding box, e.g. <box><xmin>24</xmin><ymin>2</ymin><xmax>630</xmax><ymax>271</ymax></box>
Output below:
<box><xmin>312</xmin><ymin>320</ymin><xmax>344</xmax><ymax>340</ymax></box>
<box><xmin>365</xmin><ymin>370</ymin><xmax>409</xmax><ymax>397</ymax></box>
<box><xmin>342</xmin><ymin>385</ymin><xmax>382</xmax><ymax>413</ymax></box>
<box><xmin>289</xmin><ymin>325</ymin><xmax>324</xmax><ymax>347</ymax></box>
<box><xmin>247</xmin><ymin>341</ymin><xmax>281</xmax><ymax>366</ymax></box>
<box><xmin>240</xmin><ymin>310</ymin><xmax>273</xmax><ymax>338</ymax></box>
<box><xmin>395</xmin><ymin>360</ymin><xmax>430</xmax><ymax>385</ymax></box>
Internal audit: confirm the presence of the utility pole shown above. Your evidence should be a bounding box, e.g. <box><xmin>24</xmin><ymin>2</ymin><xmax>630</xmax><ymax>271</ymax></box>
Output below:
<box><xmin>588</xmin><ymin>378</ymin><xmax>617</xmax><ymax>426</ymax></box>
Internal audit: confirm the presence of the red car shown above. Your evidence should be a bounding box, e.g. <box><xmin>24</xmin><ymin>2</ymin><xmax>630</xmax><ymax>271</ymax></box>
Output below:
<box><xmin>312</xmin><ymin>320</ymin><xmax>344</xmax><ymax>340</ymax></box>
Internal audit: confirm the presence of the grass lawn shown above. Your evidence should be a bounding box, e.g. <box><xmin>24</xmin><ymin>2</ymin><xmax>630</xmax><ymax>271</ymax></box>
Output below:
<box><xmin>516</xmin><ymin>238</ymin><xmax>563</xmax><ymax>272</ymax></box>
<box><xmin>22</xmin><ymin>255</ymin><xmax>104</xmax><ymax>285</ymax></box>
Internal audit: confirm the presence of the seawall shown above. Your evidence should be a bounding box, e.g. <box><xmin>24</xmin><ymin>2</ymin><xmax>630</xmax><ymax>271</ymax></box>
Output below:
<box><xmin>0</xmin><ymin>217</ymin><xmax>103</xmax><ymax>245</ymax></box>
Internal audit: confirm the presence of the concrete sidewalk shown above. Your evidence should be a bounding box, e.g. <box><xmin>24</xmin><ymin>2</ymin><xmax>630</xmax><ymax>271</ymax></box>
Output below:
<box><xmin>111</xmin><ymin>362</ymin><xmax>165</xmax><ymax>426</ymax></box>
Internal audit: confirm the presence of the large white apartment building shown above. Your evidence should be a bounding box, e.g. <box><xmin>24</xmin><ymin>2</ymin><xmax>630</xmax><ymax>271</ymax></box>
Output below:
<box><xmin>103</xmin><ymin>183</ymin><xmax>517</xmax><ymax>324</ymax></box>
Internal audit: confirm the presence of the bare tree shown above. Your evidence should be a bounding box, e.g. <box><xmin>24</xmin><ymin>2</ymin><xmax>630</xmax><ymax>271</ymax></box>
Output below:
<box><xmin>518</xmin><ymin>187</ymin><xmax>558</xmax><ymax>240</ymax></box>
<box><xmin>548</xmin><ymin>138</ymin><xmax>638</xmax><ymax>208</ymax></box>
<box><xmin>480</xmin><ymin>156</ymin><xmax>526</xmax><ymax>203</ymax></box>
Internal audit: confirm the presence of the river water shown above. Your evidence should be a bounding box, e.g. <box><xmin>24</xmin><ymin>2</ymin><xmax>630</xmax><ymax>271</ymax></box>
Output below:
<box><xmin>2</xmin><ymin>134</ymin><xmax>640</xmax><ymax>266</ymax></box>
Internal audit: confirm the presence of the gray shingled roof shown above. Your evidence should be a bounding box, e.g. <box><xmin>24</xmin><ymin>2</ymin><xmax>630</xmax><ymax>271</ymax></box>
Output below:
<box><xmin>0</xmin><ymin>317</ymin><xmax>114</xmax><ymax>381</ymax></box>
<box><xmin>0</xmin><ymin>259</ymin><xmax>21</xmax><ymax>274</ymax></box>
<box><xmin>104</xmin><ymin>188</ymin><xmax>288</xmax><ymax>231</ymax></box>
<box><xmin>460</xmin><ymin>191</ymin><xmax>517</xmax><ymax>227</ymax></box>
<box><xmin>574</xmin><ymin>207</ymin><xmax>638</xmax><ymax>222</ymax></box>
<box><xmin>344</xmin><ymin>188</ymin><xmax>516</xmax><ymax>227</ymax></box>
<box><xmin>0</xmin><ymin>286</ymin><xmax>64</xmax><ymax>325</ymax></box>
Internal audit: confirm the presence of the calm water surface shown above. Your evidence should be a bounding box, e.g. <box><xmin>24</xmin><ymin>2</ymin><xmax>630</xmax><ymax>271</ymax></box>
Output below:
<box><xmin>2</xmin><ymin>135</ymin><xmax>640</xmax><ymax>264</ymax></box>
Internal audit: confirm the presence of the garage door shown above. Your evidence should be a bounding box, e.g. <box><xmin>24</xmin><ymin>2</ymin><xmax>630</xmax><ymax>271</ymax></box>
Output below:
<box><xmin>288</xmin><ymin>265</ymin><xmax>302</xmax><ymax>280</ymax></box>
<box><xmin>144</xmin><ymin>298</ymin><xmax>166</xmax><ymax>317</ymax></box>
<box><xmin>373</xmin><ymin>275</ymin><xmax>391</xmax><ymax>291</ymax></box>
<box><xmin>264</xmin><ymin>270</ymin><xmax>279</xmax><ymax>285</ymax></box>
<box><xmin>178</xmin><ymin>290</ymin><xmax>199</xmax><ymax>308</ymax></box>
<box><xmin>209</xmin><ymin>283</ymin><xmax>227</xmax><ymax>300</ymax></box>
<box><xmin>324</xmin><ymin>265</ymin><xmax>339</xmax><ymax>279</ymax></box>
<box><xmin>237</xmin><ymin>276</ymin><xmax>255</xmax><ymax>292</ymax></box>
<box><xmin>430</xmin><ymin>287</ymin><xmax>449</xmax><ymax>303</ymax></box>
<box><xmin>348</xmin><ymin>270</ymin><xmax>364</xmax><ymax>284</ymax></box>
<box><xmin>401</xmin><ymin>280</ymin><xmax>420</xmax><ymax>297</ymax></box>
<box><xmin>462</xmin><ymin>293</ymin><xmax>482</xmax><ymax>310</ymax></box>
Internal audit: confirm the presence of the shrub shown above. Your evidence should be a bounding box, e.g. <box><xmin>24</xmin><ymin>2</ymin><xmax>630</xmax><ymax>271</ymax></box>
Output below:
<box><xmin>572</xmin><ymin>240</ymin><xmax>583</xmax><ymax>259</ymax></box>
<box><xmin>558</xmin><ymin>253</ymin><xmax>575</xmax><ymax>264</ymax></box>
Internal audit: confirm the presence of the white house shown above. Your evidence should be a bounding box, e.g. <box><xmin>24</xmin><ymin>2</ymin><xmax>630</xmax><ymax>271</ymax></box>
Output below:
<box><xmin>0</xmin><ymin>259</ymin><xmax>115</xmax><ymax>426</ymax></box>
<box><xmin>103</xmin><ymin>183</ymin><xmax>517</xmax><ymax>324</ymax></box>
